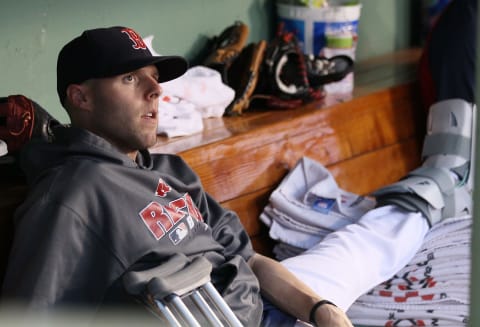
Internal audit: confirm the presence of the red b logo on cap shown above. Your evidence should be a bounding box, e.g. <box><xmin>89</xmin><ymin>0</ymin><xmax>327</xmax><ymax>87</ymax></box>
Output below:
<box><xmin>121</xmin><ymin>28</ymin><xmax>147</xmax><ymax>50</ymax></box>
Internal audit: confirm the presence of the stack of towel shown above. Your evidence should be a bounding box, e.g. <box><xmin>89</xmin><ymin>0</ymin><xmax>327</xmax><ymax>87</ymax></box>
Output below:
<box><xmin>260</xmin><ymin>157</ymin><xmax>375</xmax><ymax>260</ymax></box>
<box><xmin>260</xmin><ymin>156</ymin><xmax>375</xmax><ymax>260</ymax></box>
<box><xmin>145</xmin><ymin>34</ymin><xmax>235</xmax><ymax>138</ymax></box>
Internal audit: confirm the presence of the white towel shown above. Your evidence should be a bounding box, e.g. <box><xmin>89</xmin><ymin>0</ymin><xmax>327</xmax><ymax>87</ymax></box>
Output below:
<box><xmin>157</xmin><ymin>94</ymin><xmax>204</xmax><ymax>137</ymax></box>
<box><xmin>0</xmin><ymin>139</ymin><xmax>7</xmax><ymax>156</ymax></box>
<box><xmin>269</xmin><ymin>157</ymin><xmax>374</xmax><ymax>231</ymax></box>
<box><xmin>160</xmin><ymin>66</ymin><xmax>235</xmax><ymax>118</ymax></box>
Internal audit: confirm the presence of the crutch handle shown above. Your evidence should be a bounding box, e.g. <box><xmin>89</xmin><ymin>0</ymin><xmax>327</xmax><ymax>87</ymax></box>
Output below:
<box><xmin>122</xmin><ymin>254</ymin><xmax>242</xmax><ymax>326</ymax></box>
<box><xmin>147</xmin><ymin>256</ymin><xmax>212</xmax><ymax>299</ymax></box>
<box><xmin>123</xmin><ymin>253</ymin><xmax>190</xmax><ymax>295</ymax></box>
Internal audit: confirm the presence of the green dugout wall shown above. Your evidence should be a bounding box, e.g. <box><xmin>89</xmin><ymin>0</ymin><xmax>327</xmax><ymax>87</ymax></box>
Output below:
<box><xmin>1</xmin><ymin>0</ymin><xmax>414</xmax><ymax>122</ymax></box>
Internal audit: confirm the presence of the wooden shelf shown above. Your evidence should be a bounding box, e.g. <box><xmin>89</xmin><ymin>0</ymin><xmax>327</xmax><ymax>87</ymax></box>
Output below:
<box><xmin>150</xmin><ymin>48</ymin><xmax>422</xmax><ymax>156</ymax></box>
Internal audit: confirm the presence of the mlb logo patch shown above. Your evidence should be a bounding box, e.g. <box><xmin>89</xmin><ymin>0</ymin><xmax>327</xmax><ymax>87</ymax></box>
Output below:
<box><xmin>169</xmin><ymin>222</ymin><xmax>188</xmax><ymax>245</ymax></box>
<box><xmin>312</xmin><ymin>197</ymin><xmax>336</xmax><ymax>214</ymax></box>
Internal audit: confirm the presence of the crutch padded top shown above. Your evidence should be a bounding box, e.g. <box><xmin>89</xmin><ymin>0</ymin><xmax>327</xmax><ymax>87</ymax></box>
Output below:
<box><xmin>122</xmin><ymin>253</ymin><xmax>210</xmax><ymax>297</ymax></box>
<box><xmin>147</xmin><ymin>256</ymin><xmax>212</xmax><ymax>299</ymax></box>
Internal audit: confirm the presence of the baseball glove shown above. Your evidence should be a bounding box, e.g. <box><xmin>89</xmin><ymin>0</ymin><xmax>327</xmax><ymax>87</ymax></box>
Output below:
<box><xmin>0</xmin><ymin>95</ymin><xmax>60</xmax><ymax>154</ymax></box>
<box><xmin>203</xmin><ymin>21</ymin><xmax>249</xmax><ymax>85</ymax></box>
<box><xmin>224</xmin><ymin>40</ymin><xmax>267</xmax><ymax>116</ymax></box>
<box><xmin>251</xmin><ymin>24</ymin><xmax>324</xmax><ymax>109</ymax></box>
<box><xmin>305</xmin><ymin>54</ymin><xmax>354</xmax><ymax>88</ymax></box>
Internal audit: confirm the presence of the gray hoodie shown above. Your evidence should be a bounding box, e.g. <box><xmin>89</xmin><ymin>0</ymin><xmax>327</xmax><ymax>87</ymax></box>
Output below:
<box><xmin>2</xmin><ymin>126</ymin><xmax>262</xmax><ymax>325</ymax></box>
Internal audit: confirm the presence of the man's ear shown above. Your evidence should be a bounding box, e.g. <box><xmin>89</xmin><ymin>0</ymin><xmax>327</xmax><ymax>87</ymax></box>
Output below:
<box><xmin>66</xmin><ymin>84</ymin><xmax>93</xmax><ymax>111</ymax></box>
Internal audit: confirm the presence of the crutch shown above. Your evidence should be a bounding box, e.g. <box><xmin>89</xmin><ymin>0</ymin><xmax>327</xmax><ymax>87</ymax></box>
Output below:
<box><xmin>122</xmin><ymin>253</ymin><xmax>243</xmax><ymax>327</ymax></box>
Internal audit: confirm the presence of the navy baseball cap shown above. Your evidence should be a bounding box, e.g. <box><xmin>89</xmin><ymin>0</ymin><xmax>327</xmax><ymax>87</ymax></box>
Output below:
<box><xmin>57</xmin><ymin>26</ymin><xmax>188</xmax><ymax>105</ymax></box>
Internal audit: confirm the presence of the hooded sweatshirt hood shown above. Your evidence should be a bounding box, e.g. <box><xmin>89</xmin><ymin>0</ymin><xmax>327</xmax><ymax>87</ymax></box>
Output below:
<box><xmin>20</xmin><ymin>125</ymin><xmax>152</xmax><ymax>185</ymax></box>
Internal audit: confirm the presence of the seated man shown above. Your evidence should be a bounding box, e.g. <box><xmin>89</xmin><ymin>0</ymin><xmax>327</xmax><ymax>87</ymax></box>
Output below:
<box><xmin>0</xmin><ymin>26</ymin><xmax>352</xmax><ymax>327</ymax></box>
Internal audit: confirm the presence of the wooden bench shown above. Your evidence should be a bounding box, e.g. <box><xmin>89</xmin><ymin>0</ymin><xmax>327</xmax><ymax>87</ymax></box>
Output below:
<box><xmin>0</xmin><ymin>48</ymin><xmax>425</xmax><ymax>283</ymax></box>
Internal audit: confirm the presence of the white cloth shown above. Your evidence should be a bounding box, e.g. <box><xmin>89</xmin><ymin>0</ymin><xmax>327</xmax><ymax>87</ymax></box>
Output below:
<box><xmin>267</xmin><ymin>157</ymin><xmax>375</xmax><ymax>231</ymax></box>
<box><xmin>0</xmin><ymin>139</ymin><xmax>7</xmax><ymax>156</ymax></box>
<box><xmin>260</xmin><ymin>205</ymin><xmax>330</xmax><ymax>249</ymax></box>
<box><xmin>161</xmin><ymin>66</ymin><xmax>235</xmax><ymax>118</ymax></box>
<box><xmin>157</xmin><ymin>93</ymin><xmax>204</xmax><ymax>137</ymax></box>
<box><xmin>144</xmin><ymin>35</ymin><xmax>234</xmax><ymax>136</ymax></box>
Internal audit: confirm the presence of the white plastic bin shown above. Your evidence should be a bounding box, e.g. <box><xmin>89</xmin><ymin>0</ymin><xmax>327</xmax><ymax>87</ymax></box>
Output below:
<box><xmin>276</xmin><ymin>2</ymin><xmax>362</xmax><ymax>56</ymax></box>
<box><xmin>276</xmin><ymin>2</ymin><xmax>361</xmax><ymax>93</ymax></box>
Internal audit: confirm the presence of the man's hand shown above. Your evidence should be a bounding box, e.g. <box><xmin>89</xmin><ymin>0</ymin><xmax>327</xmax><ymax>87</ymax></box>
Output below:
<box><xmin>248</xmin><ymin>254</ymin><xmax>354</xmax><ymax>327</ymax></box>
<box><xmin>312</xmin><ymin>302</ymin><xmax>353</xmax><ymax>327</ymax></box>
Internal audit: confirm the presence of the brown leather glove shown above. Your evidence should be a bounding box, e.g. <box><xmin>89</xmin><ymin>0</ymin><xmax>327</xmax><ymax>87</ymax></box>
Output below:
<box><xmin>203</xmin><ymin>21</ymin><xmax>249</xmax><ymax>85</ymax></box>
<box><xmin>225</xmin><ymin>40</ymin><xmax>267</xmax><ymax>115</ymax></box>
<box><xmin>204</xmin><ymin>21</ymin><xmax>270</xmax><ymax>116</ymax></box>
